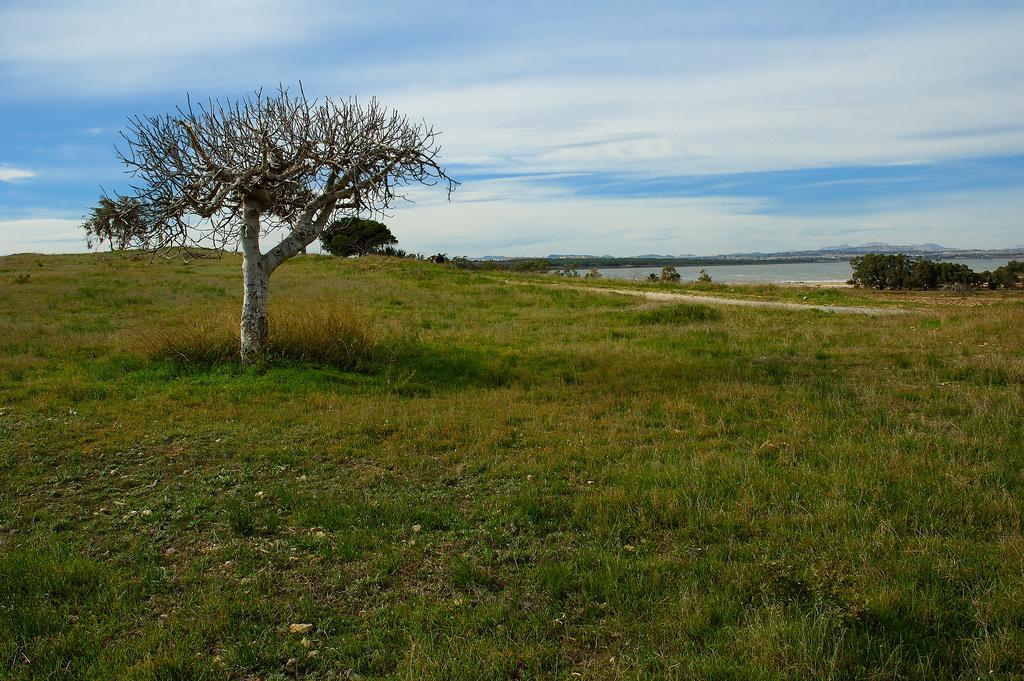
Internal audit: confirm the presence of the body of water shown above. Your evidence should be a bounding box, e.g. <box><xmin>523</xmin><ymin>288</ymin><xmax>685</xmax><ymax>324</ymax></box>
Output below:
<box><xmin>594</xmin><ymin>258</ymin><xmax>1017</xmax><ymax>284</ymax></box>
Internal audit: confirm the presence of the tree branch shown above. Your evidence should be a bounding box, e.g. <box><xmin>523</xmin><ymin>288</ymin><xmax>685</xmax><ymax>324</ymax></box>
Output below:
<box><xmin>108</xmin><ymin>86</ymin><xmax>456</xmax><ymax>262</ymax></box>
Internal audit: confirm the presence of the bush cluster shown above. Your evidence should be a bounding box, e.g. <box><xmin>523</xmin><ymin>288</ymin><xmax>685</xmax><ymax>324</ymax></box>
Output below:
<box><xmin>990</xmin><ymin>261</ymin><xmax>1024</xmax><ymax>288</ymax></box>
<box><xmin>849</xmin><ymin>254</ymin><xmax>1024</xmax><ymax>290</ymax></box>
<box><xmin>146</xmin><ymin>305</ymin><xmax>378</xmax><ymax>370</ymax></box>
<box><xmin>660</xmin><ymin>266</ymin><xmax>681</xmax><ymax>282</ymax></box>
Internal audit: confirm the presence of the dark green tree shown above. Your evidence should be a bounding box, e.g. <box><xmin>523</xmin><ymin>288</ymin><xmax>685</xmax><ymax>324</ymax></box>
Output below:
<box><xmin>991</xmin><ymin>261</ymin><xmax>1024</xmax><ymax>289</ymax></box>
<box><xmin>850</xmin><ymin>253</ymin><xmax>982</xmax><ymax>290</ymax></box>
<box><xmin>319</xmin><ymin>217</ymin><xmax>398</xmax><ymax>257</ymax></box>
<box><xmin>849</xmin><ymin>254</ymin><xmax>915</xmax><ymax>289</ymax></box>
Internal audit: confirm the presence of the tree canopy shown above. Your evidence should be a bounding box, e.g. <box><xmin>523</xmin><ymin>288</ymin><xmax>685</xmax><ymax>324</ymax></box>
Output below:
<box><xmin>848</xmin><ymin>254</ymin><xmax>1024</xmax><ymax>290</ymax></box>
<box><xmin>849</xmin><ymin>254</ymin><xmax>976</xmax><ymax>290</ymax></box>
<box><xmin>319</xmin><ymin>217</ymin><xmax>397</xmax><ymax>257</ymax></box>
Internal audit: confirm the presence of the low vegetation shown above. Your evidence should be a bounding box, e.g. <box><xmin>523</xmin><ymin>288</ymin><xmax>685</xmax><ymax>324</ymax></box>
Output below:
<box><xmin>660</xmin><ymin>265</ymin><xmax>681</xmax><ymax>282</ymax></box>
<box><xmin>144</xmin><ymin>304</ymin><xmax>379</xmax><ymax>370</ymax></box>
<box><xmin>1</xmin><ymin>252</ymin><xmax>1022</xmax><ymax>679</ymax></box>
<box><xmin>849</xmin><ymin>253</ymin><xmax>1024</xmax><ymax>290</ymax></box>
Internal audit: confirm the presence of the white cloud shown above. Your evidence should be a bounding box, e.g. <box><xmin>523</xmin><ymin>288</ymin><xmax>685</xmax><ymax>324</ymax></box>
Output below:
<box><xmin>0</xmin><ymin>165</ymin><xmax>35</xmax><ymax>182</ymax></box>
<box><xmin>4</xmin><ymin>181</ymin><xmax>1021</xmax><ymax>257</ymax></box>
<box><xmin>386</xmin><ymin>181</ymin><xmax>1024</xmax><ymax>256</ymax></box>
<box><xmin>0</xmin><ymin>0</ymin><xmax>355</xmax><ymax>94</ymax></box>
<box><xmin>0</xmin><ymin>0</ymin><xmax>329</xmax><ymax>61</ymax></box>
<box><xmin>3</xmin><ymin>3</ymin><xmax>1021</xmax><ymax>175</ymax></box>
<box><xmin>1</xmin><ymin>2</ymin><xmax>1021</xmax><ymax>255</ymax></box>
<box><xmin>378</xmin><ymin>9</ymin><xmax>1024</xmax><ymax>176</ymax></box>
<box><xmin>0</xmin><ymin>218</ymin><xmax>83</xmax><ymax>253</ymax></box>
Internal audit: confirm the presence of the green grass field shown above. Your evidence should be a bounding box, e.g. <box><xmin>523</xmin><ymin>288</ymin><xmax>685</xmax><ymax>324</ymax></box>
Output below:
<box><xmin>1</xmin><ymin>252</ymin><xmax>1022</xmax><ymax>679</ymax></box>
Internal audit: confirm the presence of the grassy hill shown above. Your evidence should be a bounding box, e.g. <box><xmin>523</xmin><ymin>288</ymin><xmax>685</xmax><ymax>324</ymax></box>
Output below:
<box><xmin>1</xmin><ymin>252</ymin><xmax>1022</xmax><ymax>679</ymax></box>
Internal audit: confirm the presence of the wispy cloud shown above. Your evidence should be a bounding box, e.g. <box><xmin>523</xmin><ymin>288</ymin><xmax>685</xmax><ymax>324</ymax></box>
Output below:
<box><xmin>0</xmin><ymin>165</ymin><xmax>35</xmax><ymax>182</ymax></box>
<box><xmin>0</xmin><ymin>0</ymin><xmax>356</xmax><ymax>95</ymax></box>
<box><xmin>0</xmin><ymin>1</ymin><xmax>1021</xmax><ymax>254</ymax></box>
<box><xmin>0</xmin><ymin>218</ymin><xmax>82</xmax><ymax>253</ymax></box>
<box><xmin>373</xmin><ymin>9</ymin><xmax>1024</xmax><ymax>177</ymax></box>
<box><xmin>386</xmin><ymin>182</ymin><xmax>1024</xmax><ymax>256</ymax></box>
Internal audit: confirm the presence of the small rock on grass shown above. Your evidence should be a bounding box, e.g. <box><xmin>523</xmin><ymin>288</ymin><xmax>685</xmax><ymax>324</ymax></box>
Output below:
<box><xmin>289</xmin><ymin>623</ymin><xmax>313</xmax><ymax>634</ymax></box>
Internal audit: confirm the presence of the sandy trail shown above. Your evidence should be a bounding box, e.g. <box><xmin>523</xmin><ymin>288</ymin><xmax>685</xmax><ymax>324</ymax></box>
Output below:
<box><xmin>561</xmin><ymin>284</ymin><xmax>904</xmax><ymax>315</ymax></box>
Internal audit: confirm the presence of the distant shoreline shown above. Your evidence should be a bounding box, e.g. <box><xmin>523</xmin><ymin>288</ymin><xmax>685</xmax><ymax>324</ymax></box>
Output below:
<box><xmin>774</xmin><ymin>279</ymin><xmax>851</xmax><ymax>288</ymax></box>
<box><xmin>477</xmin><ymin>249</ymin><xmax>1024</xmax><ymax>269</ymax></box>
<box><xmin>531</xmin><ymin>253</ymin><xmax>1024</xmax><ymax>269</ymax></box>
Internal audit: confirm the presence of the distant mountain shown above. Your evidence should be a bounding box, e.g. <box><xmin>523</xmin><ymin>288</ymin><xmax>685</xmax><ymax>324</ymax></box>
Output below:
<box><xmin>819</xmin><ymin>242</ymin><xmax>952</xmax><ymax>254</ymax></box>
<box><xmin>546</xmin><ymin>254</ymin><xmax>615</xmax><ymax>259</ymax></box>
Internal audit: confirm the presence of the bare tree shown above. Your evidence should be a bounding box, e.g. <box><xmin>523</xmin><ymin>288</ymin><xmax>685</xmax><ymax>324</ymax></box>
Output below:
<box><xmin>104</xmin><ymin>86</ymin><xmax>455</xmax><ymax>363</ymax></box>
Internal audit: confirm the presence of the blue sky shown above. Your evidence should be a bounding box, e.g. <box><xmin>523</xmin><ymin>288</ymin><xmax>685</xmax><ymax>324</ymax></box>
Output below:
<box><xmin>1</xmin><ymin>0</ymin><xmax>1022</xmax><ymax>256</ymax></box>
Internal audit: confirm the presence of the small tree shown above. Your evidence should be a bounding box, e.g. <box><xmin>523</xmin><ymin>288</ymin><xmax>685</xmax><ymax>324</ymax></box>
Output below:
<box><xmin>660</xmin><ymin>266</ymin><xmax>681</xmax><ymax>283</ymax></box>
<box><xmin>319</xmin><ymin>217</ymin><xmax>397</xmax><ymax>257</ymax></box>
<box><xmin>696</xmin><ymin>269</ymin><xmax>712</xmax><ymax>283</ymax></box>
<box><xmin>82</xmin><ymin>196</ymin><xmax>144</xmax><ymax>251</ymax></box>
<box><xmin>992</xmin><ymin>261</ymin><xmax>1024</xmax><ymax>289</ymax></box>
<box><xmin>99</xmin><ymin>86</ymin><xmax>455</xmax><ymax>362</ymax></box>
<box><xmin>584</xmin><ymin>268</ymin><xmax>602</xmax><ymax>279</ymax></box>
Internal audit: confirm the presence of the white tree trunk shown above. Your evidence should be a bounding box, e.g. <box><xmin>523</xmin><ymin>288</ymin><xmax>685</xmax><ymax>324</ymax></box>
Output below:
<box><xmin>240</xmin><ymin>203</ymin><xmax>269</xmax><ymax>364</ymax></box>
<box><xmin>236</xmin><ymin>198</ymin><xmax>335</xmax><ymax>363</ymax></box>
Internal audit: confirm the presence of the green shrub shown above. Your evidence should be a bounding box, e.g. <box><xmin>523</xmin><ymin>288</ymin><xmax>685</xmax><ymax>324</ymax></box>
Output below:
<box><xmin>660</xmin><ymin>266</ymin><xmax>681</xmax><ymax>283</ymax></box>
<box><xmin>377</xmin><ymin>245</ymin><xmax>411</xmax><ymax>258</ymax></box>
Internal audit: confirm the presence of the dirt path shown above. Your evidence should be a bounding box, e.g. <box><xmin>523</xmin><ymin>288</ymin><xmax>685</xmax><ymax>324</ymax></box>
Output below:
<box><xmin>562</xmin><ymin>284</ymin><xmax>905</xmax><ymax>315</ymax></box>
